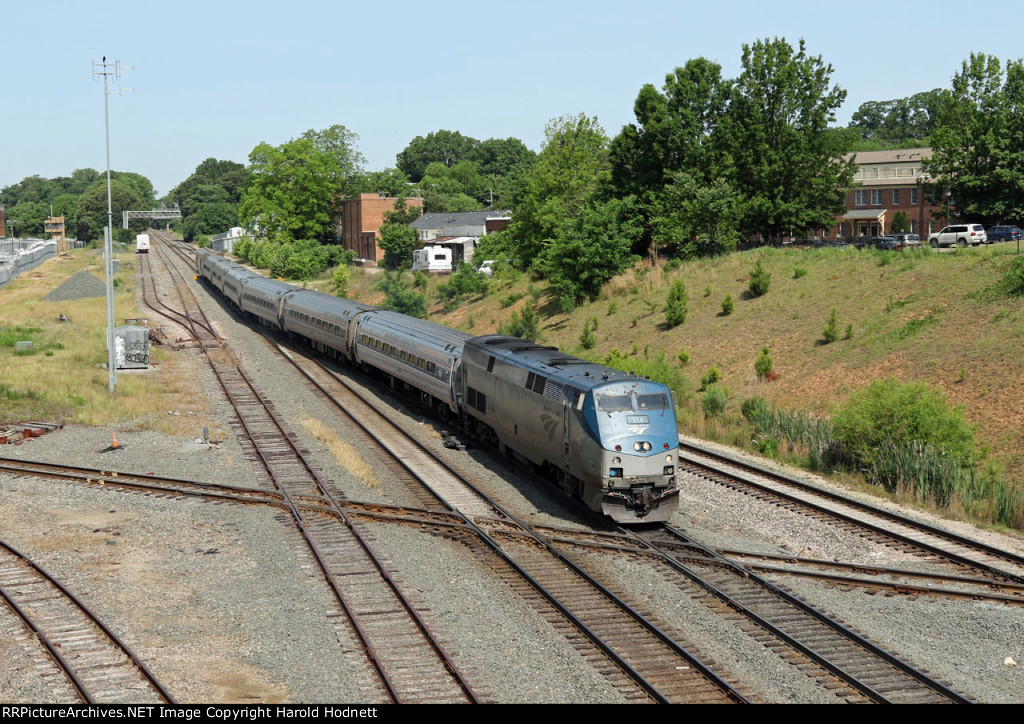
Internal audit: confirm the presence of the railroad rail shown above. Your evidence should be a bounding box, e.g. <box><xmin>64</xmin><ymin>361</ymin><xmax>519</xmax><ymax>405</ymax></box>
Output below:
<box><xmin>0</xmin><ymin>539</ymin><xmax>175</xmax><ymax>704</ymax></box>
<box><xmin>679</xmin><ymin>440</ymin><xmax>1024</xmax><ymax>585</ymax></box>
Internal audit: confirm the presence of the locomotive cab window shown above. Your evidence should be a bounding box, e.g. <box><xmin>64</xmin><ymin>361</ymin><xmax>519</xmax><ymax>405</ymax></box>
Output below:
<box><xmin>596</xmin><ymin>394</ymin><xmax>633</xmax><ymax>412</ymax></box>
<box><xmin>637</xmin><ymin>394</ymin><xmax>669</xmax><ymax>410</ymax></box>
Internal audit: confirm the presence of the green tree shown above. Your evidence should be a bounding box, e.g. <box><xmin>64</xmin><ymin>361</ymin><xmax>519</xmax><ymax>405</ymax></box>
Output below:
<box><xmin>722</xmin><ymin>38</ymin><xmax>855</xmax><ymax>241</ymax></box>
<box><xmin>611</xmin><ymin>57</ymin><xmax>730</xmax><ymax>198</ymax></box>
<box><xmin>923</xmin><ymin>54</ymin><xmax>1024</xmax><ymax>225</ymax></box>
<box><xmin>374</xmin><ymin>274</ymin><xmax>427</xmax><ymax>318</ymax></box>
<box><xmin>748</xmin><ymin>257</ymin><xmax>771</xmax><ymax>297</ymax></box>
<box><xmin>541</xmin><ymin>197</ymin><xmax>643</xmax><ymax>312</ymax></box>
<box><xmin>822</xmin><ymin>307</ymin><xmax>839</xmax><ymax>343</ymax></box>
<box><xmin>378</xmin><ymin>223</ymin><xmax>418</xmax><ymax>271</ymax></box>
<box><xmin>579</xmin><ymin>323</ymin><xmax>596</xmax><ymax>350</ymax></box>
<box><xmin>721</xmin><ymin>293</ymin><xmax>734</xmax><ymax>316</ymax></box>
<box><xmin>75</xmin><ymin>178</ymin><xmax>143</xmax><ymax>242</ymax></box>
<box><xmin>651</xmin><ymin>174</ymin><xmax>741</xmax><ymax>258</ymax></box>
<box><xmin>890</xmin><ymin>210</ymin><xmax>909</xmax><ymax>233</ymax></box>
<box><xmin>754</xmin><ymin>346</ymin><xmax>773</xmax><ymax>380</ymax></box>
<box><xmin>397</xmin><ymin>130</ymin><xmax>481</xmax><ymax>182</ymax></box>
<box><xmin>509</xmin><ymin>114</ymin><xmax>611</xmax><ymax>267</ymax></box>
<box><xmin>240</xmin><ymin>127</ymin><xmax>364</xmax><ymax>243</ymax></box>
<box><xmin>664</xmin><ymin>278</ymin><xmax>689</xmax><ymax>327</ymax></box>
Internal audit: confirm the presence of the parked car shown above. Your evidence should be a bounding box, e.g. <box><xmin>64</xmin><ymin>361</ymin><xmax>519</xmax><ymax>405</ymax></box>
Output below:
<box><xmin>868</xmin><ymin>236</ymin><xmax>903</xmax><ymax>251</ymax></box>
<box><xmin>986</xmin><ymin>225</ymin><xmax>1023</xmax><ymax>242</ymax></box>
<box><xmin>477</xmin><ymin>259</ymin><xmax>496</xmax><ymax>276</ymax></box>
<box><xmin>892</xmin><ymin>233</ymin><xmax>922</xmax><ymax>248</ymax></box>
<box><xmin>928</xmin><ymin>224</ymin><xmax>987</xmax><ymax>247</ymax></box>
<box><xmin>814</xmin><ymin>239</ymin><xmax>851</xmax><ymax>250</ymax></box>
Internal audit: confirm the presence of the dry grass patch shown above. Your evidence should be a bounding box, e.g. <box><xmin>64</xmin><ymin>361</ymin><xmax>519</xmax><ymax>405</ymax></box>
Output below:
<box><xmin>298</xmin><ymin>417</ymin><xmax>379</xmax><ymax>488</ymax></box>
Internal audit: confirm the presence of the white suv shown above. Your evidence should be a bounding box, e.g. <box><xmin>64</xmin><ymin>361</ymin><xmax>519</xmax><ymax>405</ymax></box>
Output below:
<box><xmin>928</xmin><ymin>224</ymin><xmax>987</xmax><ymax>247</ymax></box>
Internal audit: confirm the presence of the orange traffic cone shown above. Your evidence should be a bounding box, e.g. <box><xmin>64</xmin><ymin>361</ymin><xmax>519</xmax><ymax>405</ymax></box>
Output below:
<box><xmin>112</xmin><ymin>433</ymin><xmax>119</xmax><ymax>449</ymax></box>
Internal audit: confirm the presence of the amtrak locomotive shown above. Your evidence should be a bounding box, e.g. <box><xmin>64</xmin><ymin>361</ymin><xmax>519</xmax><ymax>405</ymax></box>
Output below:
<box><xmin>196</xmin><ymin>248</ymin><xmax>679</xmax><ymax>523</ymax></box>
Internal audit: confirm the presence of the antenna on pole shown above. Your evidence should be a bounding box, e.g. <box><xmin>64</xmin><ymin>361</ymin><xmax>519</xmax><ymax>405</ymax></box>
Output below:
<box><xmin>91</xmin><ymin>53</ymin><xmax>134</xmax><ymax>394</ymax></box>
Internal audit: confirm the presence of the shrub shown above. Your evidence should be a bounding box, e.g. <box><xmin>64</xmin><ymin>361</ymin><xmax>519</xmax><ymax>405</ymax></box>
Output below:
<box><xmin>331</xmin><ymin>265</ymin><xmax>349</xmax><ymax>296</ymax></box>
<box><xmin>701</xmin><ymin>384</ymin><xmax>727</xmax><ymax>418</ymax></box>
<box><xmin>677</xmin><ymin>348</ymin><xmax>690</xmax><ymax>366</ymax></box>
<box><xmin>844</xmin><ymin>322</ymin><xmax>853</xmax><ymax>340</ymax></box>
<box><xmin>579</xmin><ymin>324</ymin><xmax>596</xmax><ymax>350</ymax></box>
<box><xmin>1001</xmin><ymin>256</ymin><xmax>1024</xmax><ymax>296</ymax></box>
<box><xmin>665</xmin><ymin>279</ymin><xmax>688</xmax><ymax>327</ymax></box>
<box><xmin>748</xmin><ymin>257</ymin><xmax>771</xmax><ymax>297</ymax></box>
<box><xmin>498</xmin><ymin>306</ymin><xmax>539</xmax><ymax>341</ymax></box>
<box><xmin>721</xmin><ymin>293</ymin><xmax>734</xmax><ymax>316</ymax></box>
<box><xmin>607</xmin><ymin>301</ymin><xmax>617</xmax><ymax>316</ymax></box>
<box><xmin>833</xmin><ymin>378</ymin><xmax>977</xmax><ymax>472</ymax></box>
<box><xmin>822</xmin><ymin>308</ymin><xmax>839</xmax><ymax>344</ymax></box>
<box><xmin>793</xmin><ymin>266</ymin><xmax>807</xmax><ymax>279</ymax></box>
<box><xmin>374</xmin><ymin>274</ymin><xmax>427</xmax><ymax>319</ymax></box>
<box><xmin>741</xmin><ymin>396</ymin><xmax>769</xmax><ymax>423</ymax></box>
<box><xmin>754</xmin><ymin>346</ymin><xmax>773</xmax><ymax>381</ymax></box>
<box><xmin>700</xmin><ymin>366</ymin><xmax>721</xmax><ymax>390</ymax></box>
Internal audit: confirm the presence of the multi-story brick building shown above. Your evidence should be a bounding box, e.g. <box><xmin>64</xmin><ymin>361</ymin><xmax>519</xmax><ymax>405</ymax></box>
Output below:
<box><xmin>338</xmin><ymin>193</ymin><xmax>424</xmax><ymax>263</ymax></box>
<box><xmin>830</xmin><ymin>148</ymin><xmax>944</xmax><ymax>239</ymax></box>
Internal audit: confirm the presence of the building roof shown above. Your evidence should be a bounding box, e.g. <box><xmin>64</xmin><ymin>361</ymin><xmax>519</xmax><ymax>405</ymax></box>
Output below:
<box><xmin>844</xmin><ymin>147</ymin><xmax>931</xmax><ymax>164</ymax></box>
<box><xmin>411</xmin><ymin>210</ymin><xmax>510</xmax><ymax>230</ymax></box>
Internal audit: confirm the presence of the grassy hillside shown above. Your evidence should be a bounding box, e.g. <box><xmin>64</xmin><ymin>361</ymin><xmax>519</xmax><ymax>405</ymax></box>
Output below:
<box><xmin>348</xmin><ymin>243</ymin><xmax>1024</xmax><ymax>495</ymax></box>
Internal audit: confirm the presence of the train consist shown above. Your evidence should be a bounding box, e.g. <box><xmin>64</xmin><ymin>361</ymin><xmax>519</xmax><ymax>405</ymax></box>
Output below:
<box><xmin>195</xmin><ymin>247</ymin><xmax>680</xmax><ymax>523</ymax></box>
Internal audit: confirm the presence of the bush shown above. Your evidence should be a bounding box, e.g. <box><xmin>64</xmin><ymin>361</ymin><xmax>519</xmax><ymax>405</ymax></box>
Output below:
<box><xmin>1001</xmin><ymin>256</ymin><xmax>1024</xmax><ymax>296</ymax></box>
<box><xmin>754</xmin><ymin>346</ymin><xmax>773</xmax><ymax>380</ymax></box>
<box><xmin>822</xmin><ymin>308</ymin><xmax>839</xmax><ymax>344</ymax></box>
<box><xmin>677</xmin><ymin>348</ymin><xmax>690</xmax><ymax>366</ymax></box>
<box><xmin>721</xmin><ymin>293</ymin><xmax>734</xmax><ymax>316</ymax></box>
<box><xmin>579</xmin><ymin>324</ymin><xmax>596</xmax><ymax>350</ymax></box>
<box><xmin>748</xmin><ymin>257</ymin><xmax>771</xmax><ymax>297</ymax></box>
<box><xmin>498</xmin><ymin>306</ymin><xmax>539</xmax><ymax>341</ymax></box>
<box><xmin>702</xmin><ymin>384</ymin><xmax>727</xmax><ymax>418</ymax></box>
<box><xmin>374</xmin><ymin>274</ymin><xmax>427</xmax><ymax>318</ymax></box>
<box><xmin>741</xmin><ymin>396</ymin><xmax>769</xmax><ymax>423</ymax></box>
<box><xmin>665</xmin><ymin>279</ymin><xmax>688</xmax><ymax>327</ymax></box>
<box><xmin>793</xmin><ymin>266</ymin><xmax>807</xmax><ymax>279</ymax></box>
<box><xmin>833</xmin><ymin>378</ymin><xmax>977</xmax><ymax>471</ymax></box>
<box><xmin>700</xmin><ymin>366</ymin><xmax>721</xmax><ymax>390</ymax></box>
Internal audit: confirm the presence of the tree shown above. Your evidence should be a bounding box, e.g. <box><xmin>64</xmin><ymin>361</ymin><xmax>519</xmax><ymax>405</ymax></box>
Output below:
<box><xmin>748</xmin><ymin>257</ymin><xmax>771</xmax><ymax>297</ymax></box>
<box><xmin>891</xmin><ymin>210</ymin><xmax>909</xmax><ymax>233</ymax></box>
<box><xmin>470</xmin><ymin>137</ymin><xmax>536</xmax><ymax>178</ymax></box>
<box><xmin>239</xmin><ymin>134</ymin><xmax>354</xmax><ymax>243</ymax></box>
<box><xmin>75</xmin><ymin>178</ymin><xmax>143</xmax><ymax>242</ymax></box>
<box><xmin>397</xmin><ymin>130</ymin><xmax>481</xmax><ymax>182</ymax></box>
<box><xmin>923</xmin><ymin>54</ymin><xmax>1024</xmax><ymax>225</ymax></box>
<box><xmin>664</xmin><ymin>279</ymin><xmax>689</xmax><ymax>327</ymax></box>
<box><xmin>722</xmin><ymin>38</ymin><xmax>855</xmax><ymax>241</ymax></box>
<box><xmin>822</xmin><ymin>307</ymin><xmax>839</xmax><ymax>344</ymax></box>
<box><xmin>754</xmin><ymin>346</ymin><xmax>773</xmax><ymax>380</ymax></box>
<box><xmin>611</xmin><ymin>57</ymin><xmax>730</xmax><ymax>198</ymax></box>
<box><xmin>849</xmin><ymin>90</ymin><xmax>943</xmax><ymax>147</ymax></box>
<box><xmin>378</xmin><ymin>222</ymin><xmax>418</xmax><ymax>271</ymax></box>
<box><xmin>509</xmin><ymin>114</ymin><xmax>611</xmax><ymax>267</ymax></box>
<box><xmin>541</xmin><ymin>197</ymin><xmax>643</xmax><ymax>312</ymax></box>
<box><xmin>650</xmin><ymin>173</ymin><xmax>741</xmax><ymax>258</ymax></box>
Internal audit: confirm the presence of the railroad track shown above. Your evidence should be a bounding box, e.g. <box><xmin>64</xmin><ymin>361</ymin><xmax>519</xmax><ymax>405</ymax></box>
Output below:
<box><xmin>145</xmin><ymin>234</ymin><xmax>482</xmax><ymax>704</ymax></box>
<box><xmin>0</xmin><ymin>539</ymin><xmax>175</xmax><ymax>704</ymax></box>
<box><xmin>679</xmin><ymin>440</ymin><xmax>1024</xmax><ymax>585</ymax></box>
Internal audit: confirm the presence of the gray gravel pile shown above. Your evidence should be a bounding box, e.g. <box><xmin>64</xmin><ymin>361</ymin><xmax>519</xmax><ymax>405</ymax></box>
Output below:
<box><xmin>42</xmin><ymin>271</ymin><xmax>107</xmax><ymax>302</ymax></box>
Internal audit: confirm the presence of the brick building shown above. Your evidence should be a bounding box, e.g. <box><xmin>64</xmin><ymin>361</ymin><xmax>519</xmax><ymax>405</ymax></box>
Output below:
<box><xmin>830</xmin><ymin>148</ymin><xmax>944</xmax><ymax>239</ymax></box>
<box><xmin>338</xmin><ymin>194</ymin><xmax>424</xmax><ymax>263</ymax></box>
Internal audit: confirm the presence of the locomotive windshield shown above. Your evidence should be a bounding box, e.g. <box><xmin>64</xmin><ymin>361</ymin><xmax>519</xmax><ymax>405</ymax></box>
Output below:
<box><xmin>596</xmin><ymin>391</ymin><xmax>670</xmax><ymax>413</ymax></box>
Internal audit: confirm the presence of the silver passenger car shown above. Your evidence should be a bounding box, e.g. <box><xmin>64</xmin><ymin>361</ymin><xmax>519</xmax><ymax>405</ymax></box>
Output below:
<box><xmin>239</xmin><ymin>276</ymin><xmax>296</xmax><ymax>330</ymax></box>
<box><xmin>282</xmin><ymin>291</ymin><xmax>376</xmax><ymax>362</ymax></box>
<box><xmin>353</xmin><ymin>310</ymin><xmax>472</xmax><ymax>415</ymax></box>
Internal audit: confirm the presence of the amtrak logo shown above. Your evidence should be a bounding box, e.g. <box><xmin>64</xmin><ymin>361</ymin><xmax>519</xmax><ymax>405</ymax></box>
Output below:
<box><xmin>540</xmin><ymin>414</ymin><xmax>558</xmax><ymax>441</ymax></box>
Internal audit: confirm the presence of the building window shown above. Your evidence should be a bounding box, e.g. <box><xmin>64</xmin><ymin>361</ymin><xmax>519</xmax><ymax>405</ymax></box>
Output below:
<box><xmin>855</xmin><ymin>190</ymin><xmax>867</xmax><ymax>206</ymax></box>
<box><xmin>892</xmin><ymin>189</ymin><xmax>899</xmax><ymax>205</ymax></box>
<box><xmin>911</xmin><ymin>220</ymin><xmax>918</xmax><ymax>233</ymax></box>
<box><xmin>871</xmin><ymin>189</ymin><xmax>882</xmax><ymax>205</ymax></box>
<box><xmin>911</xmin><ymin>188</ymin><xmax>919</xmax><ymax>205</ymax></box>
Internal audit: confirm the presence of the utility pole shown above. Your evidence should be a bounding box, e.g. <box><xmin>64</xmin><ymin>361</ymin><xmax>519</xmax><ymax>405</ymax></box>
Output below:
<box><xmin>92</xmin><ymin>54</ymin><xmax>133</xmax><ymax>394</ymax></box>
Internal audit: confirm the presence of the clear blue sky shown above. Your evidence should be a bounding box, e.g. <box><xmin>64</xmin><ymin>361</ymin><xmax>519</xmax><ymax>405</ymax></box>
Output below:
<box><xmin>3</xmin><ymin>0</ymin><xmax>1020</xmax><ymax>199</ymax></box>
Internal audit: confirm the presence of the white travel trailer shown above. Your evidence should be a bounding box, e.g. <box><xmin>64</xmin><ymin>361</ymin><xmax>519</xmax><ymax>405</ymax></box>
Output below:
<box><xmin>412</xmin><ymin>245</ymin><xmax>452</xmax><ymax>274</ymax></box>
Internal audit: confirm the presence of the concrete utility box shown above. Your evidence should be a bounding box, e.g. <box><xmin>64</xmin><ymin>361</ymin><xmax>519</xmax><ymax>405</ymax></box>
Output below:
<box><xmin>114</xmin><ymin>325</ymin><xmax>150</xmax><ymax>369</ymax></box>
<box><xmin>15</xmin><ymin>341</ymin><xmax>32</xmax><ymax>353</ymax></box>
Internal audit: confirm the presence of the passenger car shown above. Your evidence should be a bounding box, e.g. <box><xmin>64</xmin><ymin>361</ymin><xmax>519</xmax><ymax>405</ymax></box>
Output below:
<box><xmin>870</xmin><ymin>236</ymin><xmax>902</xmax><ymax>251</ymax></box>
<box><xmin>987</xmin><ymin>225</ymin><xmax>1023</xmax><ymax>242</ymax></box>
<box><xmin>928</xmin><ymin>224</ymin><xmax>987</xmax><ymax>247</ymax></box>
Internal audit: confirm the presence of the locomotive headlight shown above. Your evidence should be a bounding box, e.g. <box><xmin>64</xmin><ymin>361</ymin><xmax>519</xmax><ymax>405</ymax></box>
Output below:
<box><xmin>666</xmin><ymin>454</ymin><xmax>673</xmax><ymax>463</ymax></box>
<box><xmin>633</xmin><ymin>442</ymin><xmax>642</xmax><ymax>452</ymax></box>
<box><xmin>612</xmin><ymin>457</ymin><xmax>621</xmax><ymax>465</ymax></box>
<box><xmin>642</xmin><ymin>441</ymin><xmax>652</xmax><ymax>451</ymax></box>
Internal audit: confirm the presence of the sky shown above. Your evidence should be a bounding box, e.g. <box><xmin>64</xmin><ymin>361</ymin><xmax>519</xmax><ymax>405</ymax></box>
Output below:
<box><xmin>3</xmin><ymin>0</ymin><xmax>1021</xmax><ymax>200</ymax></box>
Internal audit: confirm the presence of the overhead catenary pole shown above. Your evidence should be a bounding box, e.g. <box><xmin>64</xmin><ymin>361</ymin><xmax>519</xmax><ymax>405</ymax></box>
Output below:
<box><xmin>92</xmin><ymin>54</ymin><xmax>133</xmax><ymax>394</ymax></box>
